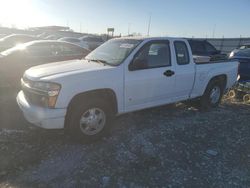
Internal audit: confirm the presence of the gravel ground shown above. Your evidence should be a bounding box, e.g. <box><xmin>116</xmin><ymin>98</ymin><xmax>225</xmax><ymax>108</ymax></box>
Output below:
<box><xmin>0</xmin><ymin>98</ymin><xmax>249</xmax><ymax>188</ymax></box>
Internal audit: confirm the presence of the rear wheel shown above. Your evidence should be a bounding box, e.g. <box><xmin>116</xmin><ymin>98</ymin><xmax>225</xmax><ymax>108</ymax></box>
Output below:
<box><xmin>200</xmin><ymin>79</ymin><xmax>224</xmax><ymax>110</ymax></box>
<box><xmin>67</xmin><ymin>98</ymin><xmax>113</xmax><ymax>141</ymax></box>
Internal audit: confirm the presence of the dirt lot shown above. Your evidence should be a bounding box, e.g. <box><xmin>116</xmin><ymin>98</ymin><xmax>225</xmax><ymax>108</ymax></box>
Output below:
<box><xmin>0</xmin><ymin>97</ymin><xmax>249</xmax><ymax>188</ymax></box>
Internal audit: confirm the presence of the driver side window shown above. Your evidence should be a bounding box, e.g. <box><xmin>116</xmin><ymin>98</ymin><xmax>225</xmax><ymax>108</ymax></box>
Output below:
<box><xmin>130</xmin><ymin>41</ymin><xmax>171</xmax><ymax>70</ymax></box>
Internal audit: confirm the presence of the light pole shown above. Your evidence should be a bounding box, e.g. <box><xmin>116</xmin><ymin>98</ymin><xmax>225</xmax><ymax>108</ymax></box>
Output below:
<box><xmin>147</xmin><ymin>13</ymin><xmax>152</xmax><ymax>36</ymax></box>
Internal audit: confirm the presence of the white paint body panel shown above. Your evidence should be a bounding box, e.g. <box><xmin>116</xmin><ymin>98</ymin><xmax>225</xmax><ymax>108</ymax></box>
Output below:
<box><xmin>17</xmin><ymin>37</ymin><xmax>239</xmax><ymax>129</ymax></box>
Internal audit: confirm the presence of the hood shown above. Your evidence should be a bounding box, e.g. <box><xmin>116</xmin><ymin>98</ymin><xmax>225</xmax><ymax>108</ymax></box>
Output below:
<box><xmin>25</xmin><ymin>59</ymin><xmax>112</xmax><ymax>80</ymax></box>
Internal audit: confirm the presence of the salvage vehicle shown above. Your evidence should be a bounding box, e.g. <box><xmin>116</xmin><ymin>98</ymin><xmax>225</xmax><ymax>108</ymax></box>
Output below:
<box><xmin>17</xmin><ymin>37</ymin><xmax>239</xmax><ymax>140</ymax></box>
<box><xmin>0</xmin><ymin>34</ymin><xmax>38</xmax><ymax>52</ymax></box>
<box><xmin>79</xmin><ymin>35</ymin><xmax>104</xmax><ymax>50</ymax></box>
<box><xmin>229</xmin><ymin>48</ymin><xmax>250</xmax><ymax>81</ymax></box>
<box><xmin>0</xmin><ymin>40</ymin><xmax>90</xmax><ymax>90</ymax></box>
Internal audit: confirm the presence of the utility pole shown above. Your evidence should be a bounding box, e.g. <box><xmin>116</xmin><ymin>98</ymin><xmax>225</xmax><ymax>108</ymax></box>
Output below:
<box><xmin>147</xmin><ymin>13</ymin><xmax>152</xmax><ymax>36</ymax></box>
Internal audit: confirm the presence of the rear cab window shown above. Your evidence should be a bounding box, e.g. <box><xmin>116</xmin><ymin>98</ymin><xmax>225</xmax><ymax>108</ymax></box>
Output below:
<box><xmin>174</xmin><ymin>41</ymin><xmax>190</xmax><ymax>65</ymax></box>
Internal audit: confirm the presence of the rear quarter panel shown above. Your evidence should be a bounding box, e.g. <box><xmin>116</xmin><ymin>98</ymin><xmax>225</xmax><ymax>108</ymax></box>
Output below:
<box><xmin>190</xmin><ymin>61</ymin><xmax>239</xmax><ymax>98</ymax></box>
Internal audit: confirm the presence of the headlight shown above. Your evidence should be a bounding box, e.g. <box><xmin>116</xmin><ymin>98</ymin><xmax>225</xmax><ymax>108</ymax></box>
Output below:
<box><xmin>32</xmin><ymin>82</ymin><xmax>61</xmax><ymax>108</ymax></box>
<box><xmin>229</xmin><ymin>51</ymin><xmax>234</xmax><ymax>58</ymax></box>
<box><xmin>22</xmin><ymin>79</ymin><xmax>61</xmax><ymax>108</ymax></box>
<box><xmin>32</xmin><ymin>82</ymin><xmax>61</xmax><ymax>96</ymax></box>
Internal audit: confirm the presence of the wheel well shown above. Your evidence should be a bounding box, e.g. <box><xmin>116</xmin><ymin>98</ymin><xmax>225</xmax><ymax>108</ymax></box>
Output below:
<box><xmin>64</xmin><ymin>89</ymin><xmax>118</xmax><ymax>129</ymax></box>
<box><xmin>208</xmin><ymin>74</ymin><xmax>227</xmax><ymax>91</ymax></box>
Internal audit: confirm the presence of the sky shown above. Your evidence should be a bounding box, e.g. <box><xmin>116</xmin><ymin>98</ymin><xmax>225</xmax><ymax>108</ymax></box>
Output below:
<box><xmin>0</xmin><ymin>0</ymin><xmax>249</xmax><ymax>38</ymax></box>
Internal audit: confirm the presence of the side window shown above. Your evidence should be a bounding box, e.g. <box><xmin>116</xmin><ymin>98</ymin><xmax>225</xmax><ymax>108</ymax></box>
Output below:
<box><xmin>190</xmin><ymin>41</ymin><xmax>205</xmax><ymax>54</ymax></box>
<box><xmin>205</xmin><ymin>42</ymin><xmax>216</xmax><ymax>53</ymax></box>
<box><xmin>132</xmin><ymin>41</ymin><xmax>171</xmax><ymax>70</ymax></box>
<box><xmin>28</xmin><ymin>44</ymin><xmax>53</xmax><ymax>57</ymax></box>
<box><xmin>174</xmin><ymin>41</ymin><xmax>190</xmax><ymax>65</ymax></box>
<box><xmin>56</xmin><ymin>44</ymin><xmax>83</xmax><ymax>56</ymax></box>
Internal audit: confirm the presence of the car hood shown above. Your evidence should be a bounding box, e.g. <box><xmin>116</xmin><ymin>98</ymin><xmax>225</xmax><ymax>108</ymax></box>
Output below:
<box><xmin>25</xmin><ymin>59</ymin><xmax>113</xmax><ymax>80</ymax></box>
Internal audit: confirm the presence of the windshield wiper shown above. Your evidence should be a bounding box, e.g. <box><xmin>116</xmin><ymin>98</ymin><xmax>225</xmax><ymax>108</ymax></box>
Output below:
<box><xmin>85</xmin><ymin>58</ymin><xmax>107</xmax><ymax>66</ymax></box>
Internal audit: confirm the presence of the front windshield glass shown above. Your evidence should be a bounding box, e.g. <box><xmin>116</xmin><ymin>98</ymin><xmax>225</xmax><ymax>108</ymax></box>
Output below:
<box><xmin>85</xmin><ymin>39</ymin><xmax>142</xmax><ymax>66</ymax></box>
<box><xmin>235</xmin><ymin>49</ymin><xmax>250</xmax><ymax>57</ymax></box>
<box><xmin>1</xmin><ymin>42</ymin><xmax>31</xmax><ymax>56</ymax></box>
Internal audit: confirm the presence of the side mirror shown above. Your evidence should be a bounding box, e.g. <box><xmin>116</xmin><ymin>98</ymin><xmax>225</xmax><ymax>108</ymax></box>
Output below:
<box><xmin>129</xmin><ymin>58</ymin><xmax>147</xmax><ymax>71</ymax></box>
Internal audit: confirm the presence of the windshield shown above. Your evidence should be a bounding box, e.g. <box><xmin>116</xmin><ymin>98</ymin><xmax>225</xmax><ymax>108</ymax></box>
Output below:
<box><xmin>240</xmin><ymin>45</ymin><xmax>250</xmax><ymax>50</ymax></box>
<box><xmin>85</xmin><ymin>39</ymin><xmax>142</xmax><ymax>66</ymax></box>
<box><xmin>1</xmin><ymin>43</ymin><xmax>30</xmax><ymax>56</ymax></box>
<box><xmin>60</xmin><ymin>38</ymin><xmax>80</xmax><ymax>43</ymax></box>
<box><xmin>235</xmin><ymin>49</ymin><xmax>250</xmax><ymax>58</ymax></box>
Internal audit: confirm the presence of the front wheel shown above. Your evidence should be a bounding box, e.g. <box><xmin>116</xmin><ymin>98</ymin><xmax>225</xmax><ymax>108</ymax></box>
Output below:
<box><xmin>67</xmin><ymin>98</ymin><xmax>113</xmax><ymax>141</ymax></box>
<box><xmin>200</xmin><ymin>79</ymin><xmax>224</xmax><ymax>110</ymax></box>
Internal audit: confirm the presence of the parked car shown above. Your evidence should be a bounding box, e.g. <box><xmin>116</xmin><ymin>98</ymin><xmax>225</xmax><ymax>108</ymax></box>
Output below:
<box><xmin>229</xmin><ymin>43</ymin><xmax>250</xmax><ymax>58</ymax></box>
<box><xmin>0</xmin><ymin>34</ymin><xmax>38</xmax><ymax>52</ymax></box>
<box><xmin>229</xmin><ymin>48</ymin><xmax>250</xmax><ymax>81</ymax></box>
<box><xmin>58</xmin><ymin>37</ymin><xmax>89</xmax><ymax>49</ymax></box>
<box><xmin>17</xmin><ymin>37</ymin><xmax>238</xmax><ymax>140</ymax></box>
<box><xmin>188</xmin><ymin>39</ymin><xmax>227</xmax><ymax>60</ymax></box>
<box><xmin>79</xmin><ymin>35</ymin><xmax>104</xmax><ymax>50</ymax></box>
<box><xmin>238</xmin><ymin>43</ymin><xmax>250</xmax><ymax>50</ymax></box>
<box><xmin>0</xmin><ymin>40</ymin><xmax>90</xmax><ymax>89</ymax></box>
<box><xmin>0</xmin><ymin>34</ymin><xmax>7</xmax><ymax>39</ymax></box>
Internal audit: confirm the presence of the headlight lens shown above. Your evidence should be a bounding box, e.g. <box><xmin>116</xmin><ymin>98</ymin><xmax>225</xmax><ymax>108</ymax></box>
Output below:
<box><xmin>33</xmin><ymin>82</ymin><xmax>61</xmax><ymax>108</ymax></box>
<box><xmin>32</xmin><ymin>82</ymin><xmax>61</xmax><ymax>96</ymax></box>
<box><xmin>22</xmin><ymin>80</ymin><xmax>61</xmax><ymax>108</ymax></box>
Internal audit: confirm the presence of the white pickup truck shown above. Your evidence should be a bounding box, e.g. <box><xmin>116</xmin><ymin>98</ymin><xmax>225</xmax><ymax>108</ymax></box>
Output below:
<box><xmin>17</xmin><ymin>37</ymin><xmax>238</xmax><ymax>139</ymax></box>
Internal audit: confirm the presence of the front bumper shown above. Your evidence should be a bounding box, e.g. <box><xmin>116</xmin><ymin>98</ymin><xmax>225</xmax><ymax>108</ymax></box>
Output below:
<box><xmin>17</xmin><ymin>91</ymin><xmax>66</xmax><ymax>129</ymax></box>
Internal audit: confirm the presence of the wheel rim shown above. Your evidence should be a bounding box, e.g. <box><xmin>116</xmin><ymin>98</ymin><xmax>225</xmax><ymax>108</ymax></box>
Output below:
<box><xmin>209</xmin><ymin>86</ymin><xmax>221</xmax><ymax>104</ymax></box>
<box><xmin>79</xmin><ymin>108</ymin><xmax>106</xmax><ymax>136</ymax></box>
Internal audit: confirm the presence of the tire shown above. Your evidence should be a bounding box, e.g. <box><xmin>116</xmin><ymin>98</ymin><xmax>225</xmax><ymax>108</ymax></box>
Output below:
<box><xmin>243</xmin><ymin>94</ymin><xmax>250</xmax><ymax>103</ymax></box>
<box><xmin>200</xmin><ymin>79</ymin><xmax>224</xmax><ymax>110</ymax></box>
<box><xmin>67</xmin><ymin>98</ymin><xmax>113</xmax><ymax>141</ymax></box>
<box><xmin>227</xmin><ymin>90</ymin><xmax>236</xmax><ymax>99</ymax></box>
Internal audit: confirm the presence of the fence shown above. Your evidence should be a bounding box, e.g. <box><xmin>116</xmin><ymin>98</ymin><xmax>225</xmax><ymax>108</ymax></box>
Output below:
<box><xmin>198</xmin><ymin>37</ymin><xmax>250</xmax><ymax>54</ymax></box>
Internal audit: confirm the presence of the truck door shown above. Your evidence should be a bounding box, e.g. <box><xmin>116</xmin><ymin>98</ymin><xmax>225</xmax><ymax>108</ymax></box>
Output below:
<box><xmin>125</xmin><ymin>40</ymin><xmax>176</xmax><ymax>111</ymax></box>
<box><xmin>173</xmin><ymin>41</ymin><xmax>195</xmax><ymax>100</ymax></box>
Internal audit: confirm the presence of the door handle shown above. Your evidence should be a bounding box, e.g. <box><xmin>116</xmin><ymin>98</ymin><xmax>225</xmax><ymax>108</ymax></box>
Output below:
<box><xmin>163</xmin><ymin>70</ymin><xmax>175</xmax><ymax>77</ymax></box>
